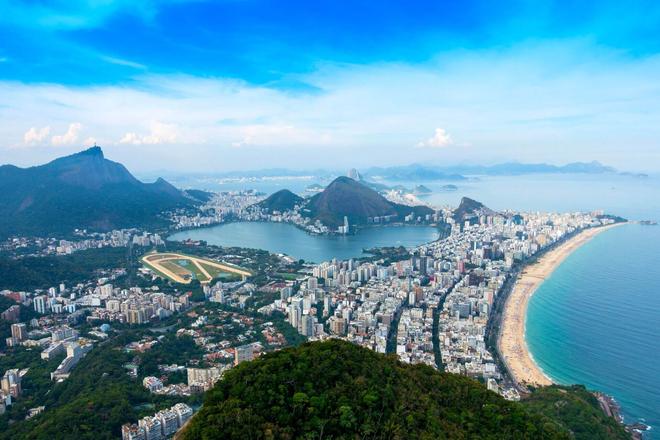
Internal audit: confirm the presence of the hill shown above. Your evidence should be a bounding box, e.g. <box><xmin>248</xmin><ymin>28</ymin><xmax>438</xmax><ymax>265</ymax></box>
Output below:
<box><xmin>181</xmin><ymin>340</ymin><xmax>628</xmax><ymax>440</ymax></box>
<box><xmin>453</xmin><ymin>196</ymin><xmax>498</xmax><ymax>224</ymax></box>
<box><xmin>524</xmin><ymin>386</ymin><xmax>631</xmax><ymax>440</ymax></box>
<box><xmin>0</xmin><ymin>147</ymin><xmax>193</xmax><ymax>237</ymax></box>
<box><xmin>255</xmin><ymin>189</ymin><xmax>303</xmax><ymax>214</ymax></box>
<box><xmin>304</xmin><ymin>177</ymin><xmax>433</xmax><ymax>228</ymax></box>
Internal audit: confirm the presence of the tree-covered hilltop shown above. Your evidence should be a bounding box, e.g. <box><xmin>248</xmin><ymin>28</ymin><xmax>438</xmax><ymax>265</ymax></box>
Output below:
<box><xmin>255</xmin><ymin>189</ymin><xmax>304</xmax><ymax>214</ymax></box>
<box><xmin>181</xmin><ymin>340</ymin><xmax>628</xmax><ymax>440</ymax></box>
<box><xmin>0</xmin><ymin>247</ymin><xmax>132</xmax><ymax>291</ymax></box>
<box><xmin>305</xmin><ymin>176</ymin><xmax>434</xmax><ymax>228</ymax></box>
<box><xmin>523</xmin><ymin>386</ymin><xmax>631</xmax><ymax>440</ymax></box>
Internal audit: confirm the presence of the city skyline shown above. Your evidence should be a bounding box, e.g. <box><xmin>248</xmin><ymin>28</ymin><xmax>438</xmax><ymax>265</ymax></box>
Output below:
<box><xmin>1</xmin><ymin>0</ymin><xmax>660</xmax><ymax>172</ymax></box>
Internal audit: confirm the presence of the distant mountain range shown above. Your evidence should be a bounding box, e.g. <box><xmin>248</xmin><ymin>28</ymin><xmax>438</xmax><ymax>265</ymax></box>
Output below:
<box><xmin>169</xmin><ymin>161</ymin><xmax>628</xmax><ymax>183</ymax></box>
<box><xmin>0</xmin><ymin>147</ymin><xmax>198</xmax><ymax>238</ymax></box>
<box><xmin>255</xmin><ymin>176</ymin><xmax>434</xmax><ymax>228</ymax></box>
<box><xmin>363</xmin><ymin>161</ymin><xmax>618</xmax><ymax>181</ymax></box>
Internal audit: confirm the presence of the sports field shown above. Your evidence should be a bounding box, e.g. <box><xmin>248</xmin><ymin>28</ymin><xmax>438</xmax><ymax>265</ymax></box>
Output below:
<box><xmin>141</xmin><ymin>252</ymin><xmax>251</xmax><ymax>284</ymax></box>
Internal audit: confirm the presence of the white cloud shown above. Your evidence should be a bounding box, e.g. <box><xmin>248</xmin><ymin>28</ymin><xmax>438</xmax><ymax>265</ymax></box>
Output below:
<box><xmin>83</xmin><ymin>137</ymin><xmax>98</xmax><ymax>147</ymax></box>
<box><xmin>120</xmin><ymin>121</ymin><xmax>178</xmax><ymax>145</ymax></box>
<box><xmin>23</xmin><ymin>126</ymin><xmax>51</xmax><ymax>144</ymax></box>
<box><xmin>51</xmin><ymin>123</ymin><xmax>82</xmax><ymax>146</ymax></box>
<box><xmin>2</xmin><ymin>40</ymin><xmax>660</xmax><ymax>170</ymax></box>
<box><xmin>100</xmin><ymin>56</ymin><xmax>146</xmax><ymax>70</ymax></box>
<box><xmin>417</xmin><ymin>128</ymin><xmax>453</xmax><ymax>148</ymax></box>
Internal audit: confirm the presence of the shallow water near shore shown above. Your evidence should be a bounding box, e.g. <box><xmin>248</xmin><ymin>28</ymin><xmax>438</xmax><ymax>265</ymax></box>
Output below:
<box><xmin>526</xmin><ymin>223</ymin><xmax>660</xmax><ymax>436</ymax></box>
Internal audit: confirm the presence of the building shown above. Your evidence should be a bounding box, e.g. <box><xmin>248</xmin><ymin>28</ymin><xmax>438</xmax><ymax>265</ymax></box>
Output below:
<box><xmin>1</xmin><ymin>369</ymin><xmax>21</xmax><ymax>398</ymax></box>
<box><xmin>234</xmin><ymin>344</ymin><xmax>254</xmax><ymax>366</ymax></box>
<box><xmin>138</xmin><ymin>416</ymin><xmax>162</xmax><ymax>440</ymax></box>
<box><xmin>156</xmin><ymin>408</ymin><xmax>179</xmax><ymax>437</ymax></box>
<box><xmin>41</xmin><ymin>342</ymin><xmax>65</xmax><ymax>360</ymax></box>
<box><xmin>50</xmin><ymin>340</ymin><xmax>93</xmax><ymax>381</ymax></box>
<box><xmin>187</xmin><ymin>367</ymin><xmax>222</xmax><ymax>390</ymax></box>
<box><xmin>1</xmin><ymin>305</ymin><xmax>20</xmax><ymax>322</ymax></box>
<box><xmin>51</xmin><ymin>326</ymin><xmax>78</xmax><ymax>342</ymax></box>
<box><xmin>172</xmin><ymin>402</ymin><xmax>193</xmax><ymax>426</ymax></box>
<box><xmin>33</xmin><ymin>296</ymin><xmax>48</xmax><ymax>314</ymax></box>
<box><xmin>142</xmin><ymin>376</ymin><xmax>163</xmax><ymax>392</ymax></box>
<box><xmin>123</xmin><ymin>403</ymin><xmax>193</xmax><ymax>440</ymax></box>
<box><xmin>121</xmin><ymin>424</ymin><xmax>147</xmax><ymax>440</ymax></box>
<box><xmin>301</xmin><ymin>314</ymin><xmax>315</xmax><ymax>337</ymax></box>
<box><xmin>9</xmin><ymin>322</ymin><xmax>26</xmax><ymax>343</ymax></box>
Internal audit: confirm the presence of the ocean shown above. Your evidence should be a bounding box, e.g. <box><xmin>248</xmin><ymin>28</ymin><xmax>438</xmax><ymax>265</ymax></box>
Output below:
<box><xmin>527</xmin><ymin>223</ymin><xmax>660</xmax><ymax>436</ymax></box>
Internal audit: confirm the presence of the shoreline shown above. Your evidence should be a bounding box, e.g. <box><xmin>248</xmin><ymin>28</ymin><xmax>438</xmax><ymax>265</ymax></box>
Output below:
<box><xmin>498</xmin><ymin>222</ymin><xmax>624</xmax><ymax>387</ymax></box>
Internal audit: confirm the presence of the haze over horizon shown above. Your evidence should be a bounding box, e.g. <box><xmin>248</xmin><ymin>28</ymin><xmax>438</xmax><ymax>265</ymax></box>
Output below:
<box><xmin>1</xmin><ymin>0</ymin><xmax>660</xmax><ymax>173</ymax></box>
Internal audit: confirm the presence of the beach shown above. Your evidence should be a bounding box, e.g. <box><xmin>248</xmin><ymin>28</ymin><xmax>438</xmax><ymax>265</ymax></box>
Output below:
<box><xmin>499</xmin><ymin>223</ymin><xmax>623</xmax><ymax>387</ymax></box>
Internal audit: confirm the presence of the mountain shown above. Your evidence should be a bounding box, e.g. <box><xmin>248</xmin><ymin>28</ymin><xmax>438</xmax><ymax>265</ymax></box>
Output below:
<box><xmin>180</xmin><ymin>340</ymin><xmax>628</xmax><ymax>440</ymax></box>
<box><xmin>364</xmin><ymin>161</ymin><xmax>617</xmax><ymax>180</ymax></box>
<box><xmin>413</xmin><ymin>184</ymin><xmax>432</xmax><ymax>194</ymax></box>
<box><xmin>346</xmin><ymin>168</ymin><xmax>364</xmax><ymax>181</ymax></box>
<box><xmin>256</xmin><ymin>189</ymin><xmax>304</xmax><ymax>213</ymax></box>
<box><xmin>183</xmin><ymin>188</ymin><xmax>214</xmax><ymax>203</ymax></box>
<box><xmin>304</xmin><ymin>177</ymin><xmax>433</xmax><ymax>228</ymax></box>
<box><xmin>453</xmin><ymin>197</ymin><xmax>498</xmax><ymax>224</ymax></box>
<box><xmin>365</xmin><ymin>164</ymin><xmax>467</xmax><ymax>181</ymax></box>
<box><xmin>443</xmin><ymin>161</ymin><xmax>617</xmax><ymax>176</ymax></box>
<box><xmin>0</xmin><ymin>147</ymin><xmax>192</xmax><ymax>237</ymax></box>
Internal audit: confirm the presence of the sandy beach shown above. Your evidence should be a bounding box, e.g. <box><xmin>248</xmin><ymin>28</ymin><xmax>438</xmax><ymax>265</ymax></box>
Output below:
<box><xmin>498</xmin><ymin>223</ymin><xmax>623</xmax><ymax>387</ymax></box>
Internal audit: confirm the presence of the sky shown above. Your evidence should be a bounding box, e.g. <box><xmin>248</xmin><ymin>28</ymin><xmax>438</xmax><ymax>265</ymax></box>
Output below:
<box><xmin>1</xmin><ymin>0</ymin><xmax>660</xmax><ymax>173</ymax></box>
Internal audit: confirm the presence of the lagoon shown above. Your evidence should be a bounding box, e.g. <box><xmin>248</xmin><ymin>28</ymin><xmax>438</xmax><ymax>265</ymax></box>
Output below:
<box><xmin>169</xmin><ymin>222</ymin><xmax>440</xmax><ymax>263</ymax></box>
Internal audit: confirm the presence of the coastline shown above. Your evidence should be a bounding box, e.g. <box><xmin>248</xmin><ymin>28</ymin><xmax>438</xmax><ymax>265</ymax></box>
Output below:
<box><xmin>498</xmin><ymin>222</ymin><xmax>624</xmax><ymax>387</ymax></box>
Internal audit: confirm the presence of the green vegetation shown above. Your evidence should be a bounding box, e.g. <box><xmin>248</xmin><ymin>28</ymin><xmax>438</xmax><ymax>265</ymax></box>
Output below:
<box><xmin>0</xmin><ymin>348</ymin><xmax>65</xmax><ymax>431</ymax></box>
<box><xmin>0</xmin><ymin>331</ymin><xmax>196</xmax><ymax>440</ymax></box>
<box><xmin>0</xmin><ymin>247</ymin><xmax>131</xmax><ymax>291</ymax></box>
<box><xmin>0</xmin><ymin>147</ymin><xmax>193</xmax><ymax>238</ymax></box>
<box><xmin>139</xmin><ymin>334</ymin><xmax>205</xmax><ymax>376</ymax></box>
<box><xmin>522</xmin><ymin>385</ymin><xmax>630</xmax><ymax>440</ymax></box>
<box><xmin>304</xmin><ymin>176</ymin><xmax>433</xmax><ymax>228</ymax></box>
<box><xmin>183</xmin><ymin>340</ymin><xmax>577</xmax><ymax>440</ymax></box>
<box><xmin>255</xmin><ymin>189</ymin><xmax>303</xmax><ymax>213</ymax></box>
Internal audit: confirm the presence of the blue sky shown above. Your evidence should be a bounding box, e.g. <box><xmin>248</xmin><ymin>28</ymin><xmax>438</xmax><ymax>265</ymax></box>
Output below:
<box><xmin>1</xmin><ymin>0</ymin><xmax>660</xmax><ymax>172</ymax></box>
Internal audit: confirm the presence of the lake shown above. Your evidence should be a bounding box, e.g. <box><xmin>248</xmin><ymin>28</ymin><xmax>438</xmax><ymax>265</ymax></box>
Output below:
<box><xmin>169</xmin><ymin>222</ymin><xmax>440</xmax><ymax>262</ymax></box>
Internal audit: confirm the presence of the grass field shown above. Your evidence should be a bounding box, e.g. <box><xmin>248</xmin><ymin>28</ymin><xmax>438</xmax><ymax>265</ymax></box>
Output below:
<box><xmin>141</xmin><ymin>252</ymin><xmax>251</xmax><ymax>285</ymax></box>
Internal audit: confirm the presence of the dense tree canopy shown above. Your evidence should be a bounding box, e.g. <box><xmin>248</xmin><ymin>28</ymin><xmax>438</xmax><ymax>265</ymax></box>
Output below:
<box><xmin>183</xmin><ymin>340</ymin><xmax>595</xmax><ymax>440</ymax></box>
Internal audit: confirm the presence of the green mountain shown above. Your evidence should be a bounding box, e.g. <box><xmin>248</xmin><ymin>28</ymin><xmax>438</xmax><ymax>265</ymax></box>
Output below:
<box><xmin>0</xmin><ymin>147</ymin><xmax>192</xmax><ymax>237</ymax></box>
<box><xmin>304</xmin><ymin>176</ymin><xmax>433</xmax><ymax>227</ymax></box>
<box><xmin>256</xmin><ymin>189</ymin><xmax>304</xmax><ymax>214</ymax></box>
<box><xmin>181</xmin><ymin>340</ymin><xmax>628</xmax><ymax>440</ymax></box>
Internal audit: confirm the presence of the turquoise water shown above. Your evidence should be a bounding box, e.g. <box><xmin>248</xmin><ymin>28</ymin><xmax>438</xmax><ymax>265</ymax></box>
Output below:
<box><xmin>527</xmin><ymin>223</ymin><xmax>660</xmax><ymax>435</ymax></box>
<box><xmin>169</xmin><ymin>222</ymin><xmax>439</xmax><ymax>263</ymax></box>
